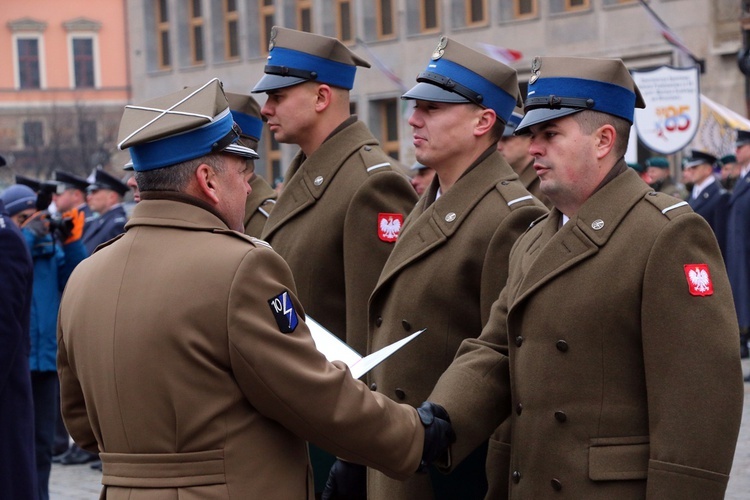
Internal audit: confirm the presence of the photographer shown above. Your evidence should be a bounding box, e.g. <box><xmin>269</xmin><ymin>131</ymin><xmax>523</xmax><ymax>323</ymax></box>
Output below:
<box><xmin>0</xmin><ymin>183</ymin><xmax>86</xmax><ymax>500</ymax></box>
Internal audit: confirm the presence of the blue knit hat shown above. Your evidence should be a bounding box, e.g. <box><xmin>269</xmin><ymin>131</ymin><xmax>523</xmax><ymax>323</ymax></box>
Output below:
<box><xmin>0</xmin><ymin>184</ymin><xmax>37</xmax><ymax>216</ymax></box>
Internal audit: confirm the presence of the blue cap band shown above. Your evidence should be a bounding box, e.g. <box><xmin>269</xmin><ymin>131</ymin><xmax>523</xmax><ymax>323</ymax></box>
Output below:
<box><xmin>130</xmin><ymin>111</ymin><xmax>235</xmax><ymax>172</ymax></box>
<box><xmin>424</xmin><ymin>58</ymin><xmax>517</xmax><ymax>122</ymax></box>
<box><xmin>267</xmin><ymin>47</ymin><xmax>358</xmax><ymax>89</ymax></box>
<box><xmin>231</xmin><ymin>110</ymin><xmax>264</xmax><ymax>142</ymax></box>
<box><xmin>526</xmin><ymin>77</ymin><xmax>636</xmax><ymax>123</ymax></box>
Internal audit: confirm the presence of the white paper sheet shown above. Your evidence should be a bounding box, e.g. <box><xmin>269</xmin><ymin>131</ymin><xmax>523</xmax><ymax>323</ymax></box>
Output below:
<box><xmin>306</xmin><ymin>316</ymin><xmax>425</xmax><ymax>380</ymax></box>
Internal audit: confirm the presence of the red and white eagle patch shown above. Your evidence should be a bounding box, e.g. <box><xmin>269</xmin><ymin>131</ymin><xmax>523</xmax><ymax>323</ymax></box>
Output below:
<box><xmin>378</xmin><ymin>213</ymin><xmax>403</xmax><ymax>242</ymax></box>
<box><xmin>684</xmin><ymin>264</ymin><xmax>713</xmax><ymax>296</ymax></box>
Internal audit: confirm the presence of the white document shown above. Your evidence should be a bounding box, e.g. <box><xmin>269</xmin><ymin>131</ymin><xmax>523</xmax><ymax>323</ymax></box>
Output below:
<box><xmin>306</xmin><ymin>316</ymin><xmax>425</xmax><ymax>380</ymax></box>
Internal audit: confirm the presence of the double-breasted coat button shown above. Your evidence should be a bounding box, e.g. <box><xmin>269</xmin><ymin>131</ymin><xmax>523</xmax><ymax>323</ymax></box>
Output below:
<box><xmin>401</xmin><ymin>319</ymin><xmax>411</xmax><ymax>331</ymax></box>
<box><xmin>551</xmin><ymin>478</ymin><xmax>562</xmax><ymax>491</ymax></box>
<box><xmin>516</xmin><ymin>403</ymin><xmax>523</xmax><ymax>415</ymax></box>
<box><xmin>314</xmin><ymin>176</ymin><xmax>324</xmax><ymax>186</ymax></box>
<box><xmin>375</xmin><ymin>316</ymin><xmax>383</xmax><ymax>327</ymax></box>
<box><xmin>394</xmin><ymin>388</ymin><xmax>406</xmax><ymax>400</ymax></box>
<box><xmin>370</xmin><ymin>382</ymin><xmax>377</xmax><ymax>391</ymax></box>
<box><xmin>515</xmin><ymin>336</ymin><xmax>523</xmax><ymax>347</ymax></box>
<box><xmin>554</xmin><ymin>411</ymin><xmax>567</xmax><ymax>423</ymax></box>
<box><xmin>556</xmin><ymin>340</ymin><xmax>569</xmax><ymax>352</ymax></box>
<box><xmin>512</xmin><ymin>471</ymin><xmax>521</xmax><ymax>483</ymax></box>
<box><xmin>445</xmin><ymin>212</ymin><xmax>457</xmax><ymax>222</ymax></box>
<box><xmin>364</xmin><ymin>146</ymin><xmax>372</xmax><ymax>151</ymax></box>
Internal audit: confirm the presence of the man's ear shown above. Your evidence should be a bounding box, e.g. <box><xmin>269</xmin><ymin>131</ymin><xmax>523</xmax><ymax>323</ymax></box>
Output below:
<box><xmin>195</xmin><ymin>163</ymin><xmax>220</xmax><ymax>204</ymax></box>
<box><xmin>595</xmin><ymin>124</ymin><xmax>616</xmax><ymax>159</ymax></box>
<box><xmin>315</xmin><ymin>84</ymin><xmax>333</xmax><ymax>113</ymax></box>
<box><xmin>474</xmin><ymin>108</ymin><xmax>497</xmax><ymax>138</ymax></box>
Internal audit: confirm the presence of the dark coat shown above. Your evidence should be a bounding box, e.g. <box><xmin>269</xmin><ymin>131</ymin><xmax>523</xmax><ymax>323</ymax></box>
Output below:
<box><xmin>687</xmin><ymin>179</ymin><xmax>729</xmax><ymax>255</ymax></box>
<box><xmin>431</xmin><ymin>168</ymin><xmax>743</xmax><ymax>499</ymax></box>
<box><xmin>82</xmin><ymin>204</ymin><xmax>127</xmax><ymax>254</ymax></box>
<box><xmin>725</xmin><ymin>173</ymin><xmax>750</xmax><ymax>329</ymax></box>
<box><xmin>0</xmin><ymin>200</ymin><xmax>37</xmax><ymax>499</ymax></box>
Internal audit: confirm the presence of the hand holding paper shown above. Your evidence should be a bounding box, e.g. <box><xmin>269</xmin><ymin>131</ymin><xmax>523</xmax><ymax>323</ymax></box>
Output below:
<box><xmin>306</xmin><ymin>316</ymin><xmax>425</xmax><ymax>380</ymax></box>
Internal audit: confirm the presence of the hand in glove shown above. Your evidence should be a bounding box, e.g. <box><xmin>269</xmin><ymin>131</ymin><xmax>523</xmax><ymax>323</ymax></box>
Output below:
<box><xmin>321</xmin><ymin>459</ymin><xmax>367</xmax><ymax>500</ymax></box>
<box><xmin>417</xmin><ymin>401</ymin><xmax>456</xmax><ymax>472</ymax></box>
<box><xmin>60</xmin><ymin>207</ymin><xmax>85</xmax><ymax>244</ymax></box>
<box><xmin>21</xmin><ymin>211</ymin><xmax>50</xmax><ymax>238</ymax></box>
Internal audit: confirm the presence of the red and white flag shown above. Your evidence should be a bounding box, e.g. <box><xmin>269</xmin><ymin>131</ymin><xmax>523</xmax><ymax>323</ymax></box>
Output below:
<box><xmin>476</xmin><ymin>42</ymin><xmax>523</xmax><ymax>65</ymax></box>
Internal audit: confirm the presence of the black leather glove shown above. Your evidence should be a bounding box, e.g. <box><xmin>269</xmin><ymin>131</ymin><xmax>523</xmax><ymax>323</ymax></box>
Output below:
<box><xmin>321</xmin><ymin>458</ymin><xmax>367</xmax><ymax>500</ymax></box>
<box><xmin>417</xmin><ymin>401</ymin><xmax>456</xmax><ymax>472</ymax></box>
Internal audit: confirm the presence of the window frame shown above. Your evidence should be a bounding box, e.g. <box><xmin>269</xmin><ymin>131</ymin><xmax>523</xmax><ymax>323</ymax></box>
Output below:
<box><xmin>379</xmin><ymin>99</ymin><xmax>400</xmax><ymax>161</ymax></box>
<box><xmin>296</xmin><ymin>0</ymin><xmax>312</xmax><ymax>33</ymax></box>
<box><xmin>155</xmin><ymin>0</ymin><xmax>171</xmax><ymax>70</ymax></box>
<box><xmin>13</xmin><ymin>34</ymin><xmax>45</xmax><ymax>90</ymax></box>
<box><xmin>376</xmin><ymin>0</ymin><xmax>396</xmax><ymax>39</ymax></box>
<box><xmin>188</xmin><ymin>0</ymin><xmax>205</xmax><ymax>65</ymax></box>
<box><xmin>23</xmin><ymin>120</ymin><xmax>44</xmax><ymax>147</ymax></box>
<box><xmin>420</xmin><ymin>0</ymin><xmax>441</xmax><ymax>34</ymax></box>
<box><xmin>513</xmin><ymin>0</ymin><xmax>538</xmax><ymax>19</ymax></box>
<box><xmin>336</xmin><ymin>0</ymin><xmax>354</xmax><ymax>43</ymax></box>
<box><xmin>465</xmin><ymin>0</ymin><xmax>488</xmax><ymax>27</ymax></box>
<box><xmin>259</xmin><ymin>0</ymin><xmax>275</xmax><ymax>55</ymax></box>
<box><xmin>224</xmin><ymin>0</ymin><xmax>240</xmax><ymax>60</ymax></box>
<box><xmin>264</xmin><ymin>127</ymin><xmax>282</xmax><ymax>184</ymax></box>
<box><xmin>565</xmin><ymin>0</ymin><xmax>590</xmax><ymax>12</ymax></box>
<box><xmin>67</xmin><ymin>34</ymin><xmax>100</xmax><ymax>89</ymax></box>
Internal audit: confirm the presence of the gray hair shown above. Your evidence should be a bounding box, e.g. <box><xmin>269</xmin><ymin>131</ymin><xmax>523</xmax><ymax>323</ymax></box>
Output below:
<box><xmin>135</xmin><ymin>154</ymin><xmax>226</xmax><ymax>192</ymax></box>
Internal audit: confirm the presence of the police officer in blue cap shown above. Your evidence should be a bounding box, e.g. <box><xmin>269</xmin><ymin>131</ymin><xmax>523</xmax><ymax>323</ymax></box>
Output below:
<box><xmin>682</xmin><ymin>150</ymin><xmax>729</xmax><ymax>254</ymax></box>
<box><xmin>81</xmin><ymin>168</ymin><xmax>129</xmax><ymax>254</ymax></box>
<box><xmin>424</xmin><ymin>56</ymin><xmax>742</xmax><ymax>499</ymax></box>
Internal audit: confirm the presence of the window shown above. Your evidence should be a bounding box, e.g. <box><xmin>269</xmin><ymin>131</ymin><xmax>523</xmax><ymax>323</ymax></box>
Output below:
<box><xmin>376</xmin><ymin>99</ymin><xmax>400</xmax><ymax>161</ymax></box>
<box><xmin>156</xmin><ymin>0</ymin><xmax>171</xmax><ymax>69</ymax></box>
<box><xmin>224</xmin><ymin>0</ymin><xmax>240</xmax><ymax>59</ymax></box>
<box><xmin>71</xmin><ymin>37</ymin><xmax>95</xmax><ymax>88</ymax></box>
<box><xmin>515</xmin><ymin>0</ymin><xmax>537</xmax><ymax>18</ymax></box>
<box><xmin>421</xmin><ymin>0</ymin><xmax>440</xmax><ymax>32</ymax></box>
<box><xmin>297</xmin><ymin>0</ymin><xmax>312</xmax><ymax>33</ymax></box>
<box><xmin>337</xmin><ymin>0</ymin><xmax>353</xmax><ymax>42</ymax></box>
<box><xmin>377</xmin><ymin>0</ymin><xmax>395</xmax><ymax>38</ymax></box>
<box><xmin>189</xmin><ymin>0</ymin><xmax>205</xmax><ymax>64</ymax></box>
<box><xmin>23</xmin><ymin>121</ymin><xmax>43</xmax><ymax>147</ymax></box>
<box><xmin>566</xmin><ymin>0</ymin><xmax>589</xmax><ymax>9</ymax></box>
<box><xmin>260</xmin><ymin>0</ymin><xmax>275</xmax><ymax>54</ymax></box>
<box><xmin>16</xmin><ymin>38</ymin><xmax>41</xmax><ymax>89</ymax></box>
<box><xmin>466</xmin><ymin>0</ymin><xmax>487</xmax><ymax>25</ymax></box>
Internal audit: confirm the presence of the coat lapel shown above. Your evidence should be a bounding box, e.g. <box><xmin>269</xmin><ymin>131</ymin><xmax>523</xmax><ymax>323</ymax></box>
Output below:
<box><xmin>374</xmin><ymin>152</ymin><xmax>511</xmax><ymax>290</ymax></box>
<box><xmin>729</xmin><ymin>174</ymin><xmax>750</xmax><ymax>205</ymax></box>
<box><xmin>262</xmin><ymin>121</ymin><xmax>377</xmax><ymax>239</ymax></box>
<box><xmin>511</xmin><ymin>168</ymin><xmax>650</xmax><ymax>307</ymax></box>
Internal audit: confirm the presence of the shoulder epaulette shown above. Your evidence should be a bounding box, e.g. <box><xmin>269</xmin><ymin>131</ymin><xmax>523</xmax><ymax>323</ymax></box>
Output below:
<box><xmin>92</xmin><ymin>233</ymin><xmax>125</xmax><ymax>253</ymax></box>
<box><xmin>643</xmin><ymin>191</ymin><xmax>691</xmax><ymax>220</ymax></box>
<box><xmin>358</xmin><ymin>145</ymin><xmax>393</xmax><ymax>175</ymax></box>
<box><xmin>495</xmin><ymin>179</ymin><xmax>543</xmax><ymax>211</ymax></box>
<box><xmin>214</xmin><ymin>228</ymin><xmax>274</xmax><ymax>249</ymax></box>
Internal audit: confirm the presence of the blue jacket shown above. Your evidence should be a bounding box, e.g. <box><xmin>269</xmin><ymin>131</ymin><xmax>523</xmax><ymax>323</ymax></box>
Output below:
<box><xmin>0</xmin><ymin>200</ymin><xmax>37</xmax><ymax>499</ymax></box>
<box><xmin>23</xmin><ymin>226</ymin><xmax>87</xmax><ymax>372</ymax></box>
<box><xmin>688</xmin><ymin>180</ymin><xmax>729</xmax><ymax>256</ymax></box>
<box><xmin>726</xmin><ymin>174</ymin><xmax>750</xmax><ymax>329</ymax></box>
<box><xmin>82</xmin><ymin>204</ymin><xmax>127</xmax><ymax>255</ymax></box>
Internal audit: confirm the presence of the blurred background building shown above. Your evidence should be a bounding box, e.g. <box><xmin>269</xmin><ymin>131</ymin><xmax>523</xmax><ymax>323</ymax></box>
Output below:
<box><xmin>1</xmin><ymin>0</ymin><xmax>745</xmax><ymax>183</ymax></box>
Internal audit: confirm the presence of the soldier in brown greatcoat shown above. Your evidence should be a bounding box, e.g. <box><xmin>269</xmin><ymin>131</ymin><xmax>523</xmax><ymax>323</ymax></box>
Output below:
<box><xmin>225</xmin><ymin>92</ymin><xmax>277</xmax><ymax>238</ymax></box>
<box><xmin>427</xmin><ymin>57</ymin><xmax>743</xmax><ymax>499</ymax></box>
<box><xmin>324</xmin><ymin>37</ymin><xmax>547</xmax><ymax>500</ymax></box>
<box><xmin>57</xmin><ymin>79</ymin><xmax>454</xmax><ymax>500</ymax></box>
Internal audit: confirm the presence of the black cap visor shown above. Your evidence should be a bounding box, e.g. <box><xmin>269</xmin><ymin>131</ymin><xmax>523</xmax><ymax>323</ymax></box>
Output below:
<box><xmin>401</xmin><ymin>82</ymin><xmax>471</xmax><ymax>104</ymax></box>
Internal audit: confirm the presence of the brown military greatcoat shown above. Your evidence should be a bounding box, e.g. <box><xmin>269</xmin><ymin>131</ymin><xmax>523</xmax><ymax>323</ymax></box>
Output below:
<box><xmin>366</xmin><ymin>150</ymin><xmax>547</xmax><ymax>498</ymax></box>
<box><xmin>261</xmin><ymin>118</ymin><xmax>417</xmax><ymax>353</ymax></box>
<box><xmin>430</xmin><ymin>167</ymin><xmax>743</xmax><ymax>499</ymax></box>
<box><xmin>57</xmin><ymin>196</ymin><xmax>423</xmax><ymax>500</ymax></box>
<box><xmin>243</xmin><ymin>174</ymin><xmax>277</xmax><ymax>237</ymax></box>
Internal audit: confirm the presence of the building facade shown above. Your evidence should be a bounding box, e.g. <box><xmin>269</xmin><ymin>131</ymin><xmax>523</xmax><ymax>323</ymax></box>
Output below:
<box><xmin>41</xmin><ymin>0</ymin><xmax>748</xmax><ymax>182</ymax></box>
<box><xmin>0</xmin><ymin>0</ymin><xmax>131</xmax><ymax>180</ymax></box>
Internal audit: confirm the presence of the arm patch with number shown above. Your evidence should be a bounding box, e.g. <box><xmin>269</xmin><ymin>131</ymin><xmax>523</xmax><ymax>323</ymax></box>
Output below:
<box><xmin>268</xmin><ymin>291</ymin><xmax>299</xmax><ymax>333</ymax></box>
